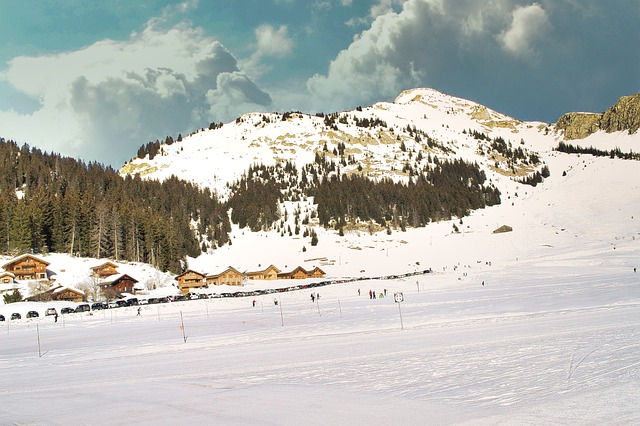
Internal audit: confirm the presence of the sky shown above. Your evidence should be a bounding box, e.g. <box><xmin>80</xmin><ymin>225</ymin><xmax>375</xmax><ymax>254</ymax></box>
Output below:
<box><xmin>0</xmin><ymin>0</ymin><xmax>638</xmax><ymax>168</ymax></box>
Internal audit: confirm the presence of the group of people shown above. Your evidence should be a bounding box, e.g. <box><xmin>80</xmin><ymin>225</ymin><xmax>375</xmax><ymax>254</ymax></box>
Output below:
<box><xmin>360</xmin><ymin>288</ymin><xmax>387</xmax><ymax>299</ymax></box>
<box><xmin>310</xmin><ymin>293</ymin><xmax>320</xmax><ymax>302</ymax></box>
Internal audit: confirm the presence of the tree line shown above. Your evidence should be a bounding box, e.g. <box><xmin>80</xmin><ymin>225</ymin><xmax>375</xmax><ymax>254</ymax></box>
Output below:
<box><xmin>556</xmin><ymin>142</ymin><xmax>640</xmax><ymax>161</ymax></box>
<box><xmin>0</xmin><ymin>139</ymin><xmax>229</xmax><ymax>273</ymax></box>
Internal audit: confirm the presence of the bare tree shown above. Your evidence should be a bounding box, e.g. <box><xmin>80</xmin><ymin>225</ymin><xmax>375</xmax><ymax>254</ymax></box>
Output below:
<box><xmin>28</xmin><ymin>279</ymin><xmax>53</xmax><ymax>302</ymax></box>
<box><xmin>80</xmin><ymin>274</ymin><xmax>103</xmax><ymax>302</ymax></box>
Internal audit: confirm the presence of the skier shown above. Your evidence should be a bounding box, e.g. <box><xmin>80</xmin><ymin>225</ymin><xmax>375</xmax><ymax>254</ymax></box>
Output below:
<box><xmin>316</xmin><ymin>293</ymin><xmax>320</xmax><ymax>300</ymax></box>
<box><xmin>358</xmin><ymin>289</ymin><xmax>361</xmax><ymax>296</ymax></box>
<box><xmin>137</xmin><ymin>307</ymin><xmax>141</xmax><ymax>316</ymax></box>
<box><xmin>252</xmin><ymin>299</ymin><xmax>256</xmax><ymax>307</ymax></box>
<box><xmin>369</xmin><ymin>290</ymin><xmax>373</xmax><ymax>299</ymax></box>
<box><xmin>311</xmin><ymin>293</ymin><xmax>315</xmax><ymax>302</ymax></box>
<box><xmin>54</xmin><ymin>312</ymin><xmax>58</xmax><ymax>323</ymax></box>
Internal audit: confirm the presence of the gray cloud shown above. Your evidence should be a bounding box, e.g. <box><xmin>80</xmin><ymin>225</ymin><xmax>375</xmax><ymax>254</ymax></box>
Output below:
<box><xmin>0</xmin><ymin>18</ymin><xmax>271</xmax><ymax>167</ymax></box>
<box><xmin>307</xmin><ymin>0</ymin><xmax>640</xmax><ymax>121</ymax></box>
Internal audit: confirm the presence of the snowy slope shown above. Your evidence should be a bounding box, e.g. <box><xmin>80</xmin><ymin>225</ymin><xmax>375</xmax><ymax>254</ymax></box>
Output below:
<box><xmin>1</xmin><ymin>88</ymin><xmax>639</xmax><ymax>424</ymax></box>
<box><xmin>120</xmin><ymin>88</ymin><xmax>556</xmax><ymax>196</ymax></box>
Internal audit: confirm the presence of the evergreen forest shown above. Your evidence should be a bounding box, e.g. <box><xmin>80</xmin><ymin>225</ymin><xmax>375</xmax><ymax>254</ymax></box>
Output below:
<box><xmin>0</xmin><ymin>139</ymin><xmax>230</xmax><ymax>273</ymax></box>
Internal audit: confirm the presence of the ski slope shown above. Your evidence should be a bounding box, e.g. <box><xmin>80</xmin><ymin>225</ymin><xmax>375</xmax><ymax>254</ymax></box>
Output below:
<box><xmin>1</xmin><ymin>252</ymin><xmax>639</xmax><ymax>424</ymax></box>
<box><xmin>2</xmin><ymin>88</ymin><xmax>640</xmax><ymax>424</ymax></box>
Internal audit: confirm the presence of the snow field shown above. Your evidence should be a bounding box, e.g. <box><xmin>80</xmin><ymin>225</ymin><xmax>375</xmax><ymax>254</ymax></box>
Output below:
<box><xmin>2</xmin><ymin>250</ymin><xmax>639</xmax><ymax>424</ymax></box>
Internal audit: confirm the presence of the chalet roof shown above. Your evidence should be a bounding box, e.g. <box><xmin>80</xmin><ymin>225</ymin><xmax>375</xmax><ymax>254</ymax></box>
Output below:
<box><xmin>245</xmin><ymin>264</ymin><xmax>281</xmax><ymax>276</ymax></box>
<box><xmin>25</xmin><ymin>283</ymin><xmax>84</xmax><ymax>300</ymax></box>
<box><xmin>0</xmin><ymin>271</ymin><xmax>16</xmax><ymax>278</ymax></box>
<box><xmin>52</xmin><ymin>284</ymin><xmax>84</xmax><ymax>296</ymax></box>
<box><xmin>99</xmin><ymin>273</ymin><xmax>139</xmax><ymax>287</ymax></box>
<box><xmin>2</xmin><ymin>254</ymin><xmax>50</xmax><ymax>269</ymax></box>
<box><xmin>309</xmin><ymin>266</ymin><xmax>326</xmax><ymax>274</ymax></box>
<box><xmin>175</xmin><ymin>269</ymin><xmax>206</xmax><ymax>280</ymax></box>
<box><xmin>278</xmin><ymin>266</ymin><xmax>308</xmax><ymax>277</ymax></box>
<box><xmin>90</xmin><ymin>261</ymin><xmax>119</xmax><ymax>271</ymax></box>
<box><xmin>206</xmin><ymin>266</ymin><xmax>243</xmax><ymax>279</ymax></box>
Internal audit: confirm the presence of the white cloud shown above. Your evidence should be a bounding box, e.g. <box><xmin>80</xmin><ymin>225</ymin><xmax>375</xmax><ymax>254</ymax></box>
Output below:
<box><xmin>255</xmin><ymin>24</ymin><xmax>294</xmax><ymax>59</ymax></box>
<box><xmin>0</xmin><ymin>13</ymin><xmax>270</xmax><ymax>166</ymax></box>
<box><xmin>498</xmin><ymin>3</ymin><xmax>550</xmax><ymax>59</ymax></box>
<box><xmin>306</xmin><ymin>0</ymin><xmax>557</xmax><ymax>112</ymax></box>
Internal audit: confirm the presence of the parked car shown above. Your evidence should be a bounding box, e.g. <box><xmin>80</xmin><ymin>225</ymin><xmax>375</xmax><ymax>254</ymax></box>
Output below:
<box><xmin>138</xmin><ymin>298</ymin><xmax>149</xmax><ymax>305</ymax></box>
<box><xmin>27</xmin><ymin>310</ymin><xmax>39</xmax><ymax>318</ymax></box>
<box><xmin>0</xmin><ymin>314</ymin><xmax>5</xmax><ymax>321</ymax></box>
<box><xmin>75</xmin><ymin>304</ymin><xmax>90</xmax><ymax>313</ymax></box>
<box><xmin>125</xmin><ymin>298</ymin><xmax>139</xmax><ymax>306</ymax></box>
<box><xmin>11</xmin><ymin>312</ymin><xmax>21</xmax><ymax>320</ymax></box>
<box><xmin>60</xmin><ymin>307</ymin><xmax>75</xmax><ymax>314</ymax></box>
<box><xmin>45</xmin><ymin>308</ymin><xmax>57</xmax><ymax>316</ymax></box>
<box><xmin>91</xmin><ymin>302</ymin><xmax>107</xmax><ymax>310</ymax></box>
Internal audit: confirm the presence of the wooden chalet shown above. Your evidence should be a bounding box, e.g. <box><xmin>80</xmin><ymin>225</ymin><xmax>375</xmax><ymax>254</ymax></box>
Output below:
<box><xmin>245</xmin><ymin>265</ymin><xmax>281</xmax><ymax>281</ymax></box>
<box><xmin>100</xmin><ymin>273</ymin><xmax>138</xmax><ymax>295</ymax></box>
<box><xmin>90</xmin><ymin>261</ymin><xmax>119</xmax><ymax>279</ymax></box>
<box><xmin>0</xmin><ymin>271</ymin><xmax>15</xmax><ymax>284</ymax></box>
<box><xmin>277</xmin><ymin>266</ymin><xmax>310</xmax><ymax>280</ymax></box>
<box><xmin>2</xmin><ymin>254</ymin><xmax>50</xmax><ymax>280</ymax></box>
<box><xmin>307</xmin><ymin>267</ymin><xmax>326</xmax><ymax>278</ymax></box>
<box><xmin>25</xmin><ymin>284</ymin><xmax>84</xmax><ymax>302</ymax></box>
<box><xmin>277</xmin><ymin>266</ymin><xmax>326</xmax><ymax>280</ymax></box>
<box><xmin>175</xmin><ymin>270</ymin><xmax>206</xmax><ymax>293</ymax></box>
<box><xmin>51</xmin><ymin>285</ymin><xmax>85</xmax><ymax>302</ymax></box>
<box><xmin>206</xmin><ymin>267</ymin><xmax>244</xmax><ymax>286</ymax></box>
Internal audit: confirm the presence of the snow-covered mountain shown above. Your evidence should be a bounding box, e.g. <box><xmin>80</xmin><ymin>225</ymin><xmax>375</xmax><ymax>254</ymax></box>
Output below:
<box><xmin>120</xmin><ymin>88</ymin><xmax>557</xmax><ymax>196</ymax></box>
<box><xmin>115</xmin><ymin>87</ymin><xmax>640</xmax><ymax>275</ymax></box>
<box><xmin>3</xmin><ymin>89</ymin><xmax>640</xmax><ymax>424</ymax></box>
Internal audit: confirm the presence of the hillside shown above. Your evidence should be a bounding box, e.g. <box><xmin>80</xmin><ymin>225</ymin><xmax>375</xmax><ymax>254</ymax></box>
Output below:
<box><xmin>118</xmin><ymin>88</ymin><xmax>639</xmax><ymax>271</ymax></box>
<box><xmin>121</xmin><ymin>88</ymin><xmax>555</xmax><ymax>196</ymax></box>
<box><xmin>2</xmin><ymin>88</ymin><xmax>640</xmax><ymax>424</ymax></box>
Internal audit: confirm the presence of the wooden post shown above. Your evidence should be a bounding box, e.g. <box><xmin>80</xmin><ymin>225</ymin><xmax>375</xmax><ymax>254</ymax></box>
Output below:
<box><xmin>37</xmin><ymin>323</ymin><xmax>42</xmax><ymax>357</ymax></box>
<box><xmin>180</xmin><ymin>310</ymin><xmax>188</xmax><ymax>343</ymax></box>
<box><xmin>279</xmin><ymin>301</ymin><xmax>284</xmax><ymax>327</ymax></box>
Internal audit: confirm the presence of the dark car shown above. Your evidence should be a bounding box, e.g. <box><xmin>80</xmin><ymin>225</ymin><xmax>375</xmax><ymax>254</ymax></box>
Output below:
<box><xmin>60</xmin><ymin>307</ymin><xmax>74</xmax><ymax>314</ymax></box>
<box><xmin>125</xmin><ymin>298</ymin><xmax>139</xmax><ymax>306</ymax></box>
<box><xmin>75</xmin><ymin>304</ymin><xmax>90</xmax><ymax>313</ymax></box>
<box><xmin>27</xmin><ymin>310</ymin><xmax>39</xmax><ymax>318</ymax></box>
<box><xmin>0</xmin><ymin>314</ymin><xmax>5</xmax><ymax>321</ymax></box>
<box><xmin>91</xmin><ymin>302</ymin><xmax>106</xmax><ymax>310</ymax></box>
<box><xmin>11</xmin><ymin>312</ymin><xmax>21</xmax><ymax>320</ymax></box>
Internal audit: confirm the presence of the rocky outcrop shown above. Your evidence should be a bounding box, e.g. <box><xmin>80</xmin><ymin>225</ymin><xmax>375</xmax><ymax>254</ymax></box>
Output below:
<box><xmin>555</xmin><ymin>93</ymin><xmax>640</xmax><ymax>140</ymax></box>
<box><xmin>600</xmin><ymin>94</ymin><xmax>640</xmax><ymax>134</ymax></box>
<box><xmin>555</xmin><ymin>112</ymin><xmax>602</xmax><ymax>140</ymax></box>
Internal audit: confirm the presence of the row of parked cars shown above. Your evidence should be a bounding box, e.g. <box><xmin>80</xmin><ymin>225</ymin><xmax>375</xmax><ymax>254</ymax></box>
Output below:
<box><xmin>0</xmin><ymin>298</ymin><xmax>146</xmax><ymax>321</ymax></box>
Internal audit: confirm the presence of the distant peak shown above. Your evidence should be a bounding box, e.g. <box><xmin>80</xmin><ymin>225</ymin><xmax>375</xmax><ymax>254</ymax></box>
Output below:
<box><xmin>394</xmin><ymin>88</ymin><xmax>445</xmax><ymax>104</ymax></box>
